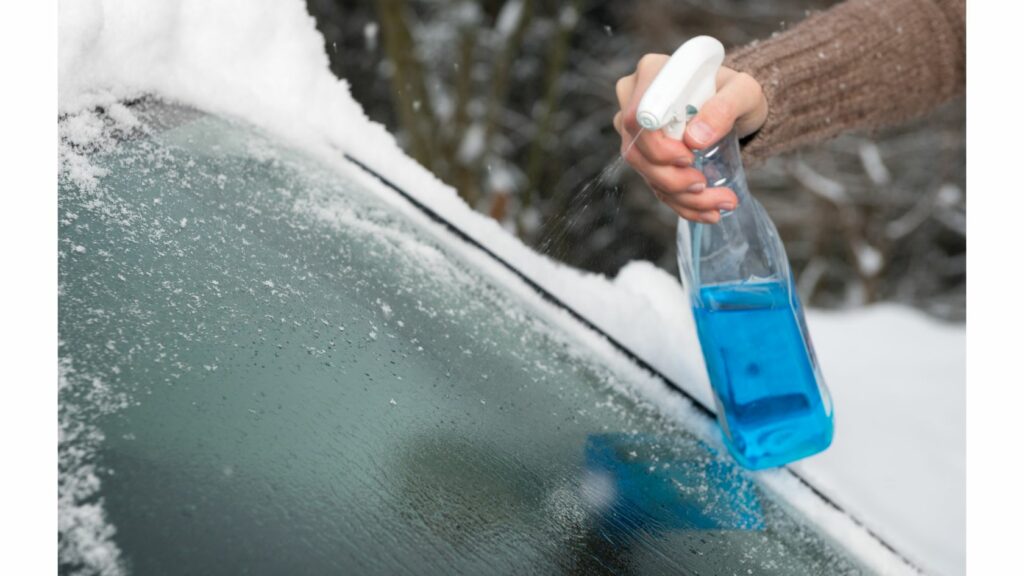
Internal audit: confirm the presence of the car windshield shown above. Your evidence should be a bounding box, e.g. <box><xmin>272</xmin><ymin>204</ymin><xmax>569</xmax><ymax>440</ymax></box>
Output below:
<box><xmin>59</xmin><ymin>101</ymin><xmax>867</xmax><ymax>575</ymax></box>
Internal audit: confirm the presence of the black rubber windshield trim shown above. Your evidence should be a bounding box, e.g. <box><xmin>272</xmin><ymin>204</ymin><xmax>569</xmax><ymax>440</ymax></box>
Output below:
<box><xmin>341</xmin><ymin>152</ymin><xmax>922</xmax><ymax>574</ymax></box>
<box><xmin>343</xmin><ymin>154</ymin><xmax>714</xmax><ymax>416</ymax></box>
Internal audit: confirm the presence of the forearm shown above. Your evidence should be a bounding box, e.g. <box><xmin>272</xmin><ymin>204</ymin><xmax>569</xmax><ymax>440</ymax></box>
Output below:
<box><xmin>725</xmin><ymin>0</ymin><xmax>965</xmax><ymax>164</ymax></box>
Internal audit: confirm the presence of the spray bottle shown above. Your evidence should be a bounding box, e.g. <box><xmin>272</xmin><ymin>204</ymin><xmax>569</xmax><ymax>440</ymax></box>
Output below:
<box><xmin>636</xmin><ymin>36</ymin><xmax>833</xmax><ymax>469</ymax></box>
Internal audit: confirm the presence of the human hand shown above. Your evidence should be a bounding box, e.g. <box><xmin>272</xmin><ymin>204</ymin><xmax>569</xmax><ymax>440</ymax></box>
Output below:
<box><xmin>613</xmin><ymin>55</ymin><xmax>768</xmax><ymax>223</ymax></box>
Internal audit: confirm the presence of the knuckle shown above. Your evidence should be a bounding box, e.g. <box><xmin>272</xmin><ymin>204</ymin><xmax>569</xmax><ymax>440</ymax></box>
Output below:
<box><xmin>678</xmin><ymin>208</ymin><xmax>703</xmax><ymax>222</ymax></box>
<box><xmin>707</xmin><ymin>97</ymin><xmax>735</xmax><ymax>121</ymax></box>
<box><xmin>644</xmin><ymin>170</ymin><xmax>669</xmax><ymax>191</ymax></box>
<box><xmin>650</xmin><ymin>172</ymin><xmax>687</xmax><ymax>195</ymax></box>
<box><xmin>736</xmin><ymin>72</ymin><xmax>763</xmax><ymax>98</ymax></box>
<box><xmin>646</xmin><ymin>142</ymin><xmax>676</xmax><ymax>164</ymax></box>
<box><xmin>637</xmin><ymin>53</ymin><xmax>667</xmax><ymax>71</ymax></box>
<box><xmin>688</xmin><ymin>195</ymin><xmax>717</xmax><ymax>211</ymax></box>
<box><xmin>622</xmin><ymin>113</ymin><xmax>640</xmax><ymax>134</ymax></box>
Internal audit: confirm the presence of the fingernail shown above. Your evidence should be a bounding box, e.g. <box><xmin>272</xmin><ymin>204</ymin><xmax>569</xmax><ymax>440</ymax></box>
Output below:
<box><xmin>673</xmin><ymin>157</ymin><xmax>691</xmax><ymax>167</ymax></box>
<box><xmin>717</xmin><ymin>202</ymin><xmax>736</xmax><ymax>211</ymax></box>
<box><xmin>701</xmin><ymin>211</ymin><xmax>720</xmax><ymax>223</ymax></box>
<box><xmin>687</xmin><ymin>121</ymin><xmax>715</xmax><ymax>146</ymax></box>
<box><xmin>686</xmin><ymin>182</ymin><xmax>705</xmax><ymax>193</ymax></box>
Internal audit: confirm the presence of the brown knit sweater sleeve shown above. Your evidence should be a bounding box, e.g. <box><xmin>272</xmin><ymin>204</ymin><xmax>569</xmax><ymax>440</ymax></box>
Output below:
<box><xmin>723</xmin><ymin>0</ymin><xmax>965</xmax><ymax>164</ymax></box>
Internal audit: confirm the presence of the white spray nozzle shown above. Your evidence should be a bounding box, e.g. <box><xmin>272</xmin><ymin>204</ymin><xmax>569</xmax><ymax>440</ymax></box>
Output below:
<box><xmin>635</xmin><ymin>36</ymin><xmax>725</xmax><ymax>140</ymax></box>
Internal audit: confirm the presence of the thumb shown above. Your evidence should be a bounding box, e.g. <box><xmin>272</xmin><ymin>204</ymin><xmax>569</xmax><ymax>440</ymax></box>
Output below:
<box><xmin>683</xmin><ymin>95</ymin><xmax>736</xmax><ymax>150</ymax></box>
<box><xmin>683</xmin><ymin>70</ymin><xmax>766</xmax><ymax>149</ymax></box>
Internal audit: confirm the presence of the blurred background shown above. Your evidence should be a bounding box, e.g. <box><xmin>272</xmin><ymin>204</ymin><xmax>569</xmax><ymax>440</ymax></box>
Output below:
<box><xmin>306</xmin><ymin>0</ymin><xmax>965</xmax><ymax>321</ymax></box>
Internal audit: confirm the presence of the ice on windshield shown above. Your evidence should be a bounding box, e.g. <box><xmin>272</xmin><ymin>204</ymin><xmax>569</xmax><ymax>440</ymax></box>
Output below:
<box><xmin>58</xmin><ymin>103</ymin><xmax>870</xmax><ymax>575</ymax></box>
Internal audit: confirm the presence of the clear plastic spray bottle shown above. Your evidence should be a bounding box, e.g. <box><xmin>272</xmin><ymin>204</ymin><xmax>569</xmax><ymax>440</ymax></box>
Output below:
<box><xmin>636</xmin><ymin>36</ymin><xmax>833</xmax><ymax>469</ymax></box>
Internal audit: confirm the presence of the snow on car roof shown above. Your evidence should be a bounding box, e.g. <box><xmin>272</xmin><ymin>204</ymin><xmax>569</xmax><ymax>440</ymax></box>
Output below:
<box><xmin>59</xmin><ymin>1</ymin><xmax>964</xmax><ymax>574</ymax></box>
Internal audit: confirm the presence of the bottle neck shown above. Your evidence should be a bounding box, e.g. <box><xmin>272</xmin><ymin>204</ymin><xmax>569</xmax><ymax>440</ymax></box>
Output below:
<box><xmin>678</xmin><ymin>130</ymin><xmax>785</xmax><ymax>294</ymax></box>
<box><xmin>692</xmin><ymin>130</ymin><xmax>749</xmax><ymax>205</ymax></box>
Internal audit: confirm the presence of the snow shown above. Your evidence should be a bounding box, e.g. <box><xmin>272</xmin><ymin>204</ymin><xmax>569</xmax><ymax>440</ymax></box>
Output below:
<box><xmin>363</xmin><ymin>22</ymin><xmax>379</xmax><ymax>51</ymax></box>
<box><xmin>936</xmin><ymin>183</ymin><xmax>963</xmax><ymax>208</ymax></box>
<box><xmin>859</xmin><ymin>142</ymin><xmax>892</xmax><ymax>186</ymax></box>
<box><xmin>486</xmin><ymin>162</ymin><xmax>517</xmax><ymax>194</ymax></box>
<box><xmin>854</xmin><ymin>241</ymin><xmax>884</xmax><ymax>276</ymax></box>
<box><xmin>791</xmin><ymin>159</ymin><xmax>849</xmax><ymax>203</ymax></box>
<box><xmin>796</xmin><ymin>305</ymin><xmax>965</xmax><ymax>575</ymax></box>
<box><xmin>59</xmin><ymin>357</ymin><xmax>127</xmax><ymax>576</ymax></box>
<box><xmin>456</xmin><ymin>123</ymin><xmax>485</xmax><ymax>164</ymax></box>
<box><xmin>59</xmin><ymin>1</ymin><xmax>964</xmax><ymax>575</ymax></box>
<box><xmin>558</xmin><ymin>5</ymin><xmax>579</xmax><ymax>29</ymax></box>
<box><xmin>494</xmin><ymin>0</ymin><xmax>524</xmax><ymax>38</ymax></box>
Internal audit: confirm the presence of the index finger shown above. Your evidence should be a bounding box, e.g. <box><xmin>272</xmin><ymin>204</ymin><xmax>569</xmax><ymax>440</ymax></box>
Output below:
<box><xmin>615</xmin><ymin>74</ymin><xmax>636</xmax><ymax>111</ymax></box>
<box><xmin>621</xmin><ymin>54</ymin><xmax>669</xmax><ymax>134</ymax></box>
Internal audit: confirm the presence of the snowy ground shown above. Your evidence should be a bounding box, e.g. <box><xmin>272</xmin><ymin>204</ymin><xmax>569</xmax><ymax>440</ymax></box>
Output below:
<box><xmin>59</xmin><ymin>1</ymin><xmax>965</xmax><ymax>574</ymax></box>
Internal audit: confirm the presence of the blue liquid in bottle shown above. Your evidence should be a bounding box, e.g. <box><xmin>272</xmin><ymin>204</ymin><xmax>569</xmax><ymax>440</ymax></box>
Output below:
<box><xmin>692</xmin><ymin>281</ymin><xmax>833</xmax><ymax>469</ymax></box>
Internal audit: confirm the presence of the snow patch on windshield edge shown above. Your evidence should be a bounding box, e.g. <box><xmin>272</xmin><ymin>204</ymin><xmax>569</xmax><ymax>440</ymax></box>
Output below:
<box><xmin>59</xmin><ymin>355</ymin><xmax>128</xmax><ymax>576</ymax></box>
<box><xmin>59</xmin><ymin>103</ymin><xmax>142</xmax><ymax>192</ymax></box>
<box><xmin>59</xmin><ymin>0</ymin><xmax>410</xmax><ymax>197</ymax></box>
<box><xmin>58</xmin><ymin>1</ymin><xmax>962</xmax><ymax>574</ymax></box>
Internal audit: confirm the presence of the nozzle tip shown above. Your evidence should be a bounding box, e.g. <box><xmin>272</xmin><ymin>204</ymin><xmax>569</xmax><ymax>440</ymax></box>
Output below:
<box><xmin>637</xmin><ymin>111</ymin><xmax>660</xmax><ymax>131</ymax></box>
